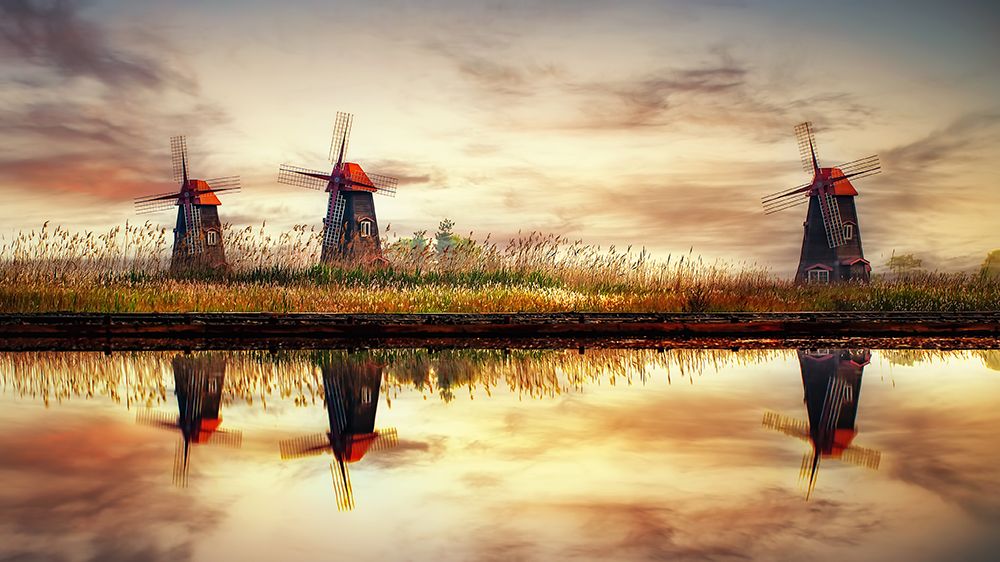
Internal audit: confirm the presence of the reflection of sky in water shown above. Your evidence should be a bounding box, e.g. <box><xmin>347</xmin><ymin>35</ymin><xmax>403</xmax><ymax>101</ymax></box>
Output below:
<box><xmin>1</xmin><ymin>350</ymin><xmax>998</xmax><ymax>562</ymax></box>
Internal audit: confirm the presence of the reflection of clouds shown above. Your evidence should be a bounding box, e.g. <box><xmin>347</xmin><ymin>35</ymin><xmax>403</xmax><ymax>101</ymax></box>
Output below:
<box><xmin>460</xmin><ymin>489</ymin><xmax>882</xmax><ymax>562</ymax></box>
<box><xmin>0</xmin><ymin>414</ymin><xmax>222</xmax><ymax>562</ymax></box>
<box><xmin>877</xmin><ymin>409</ymin><xmax>1000</xmax><ymax>524</ymax></box>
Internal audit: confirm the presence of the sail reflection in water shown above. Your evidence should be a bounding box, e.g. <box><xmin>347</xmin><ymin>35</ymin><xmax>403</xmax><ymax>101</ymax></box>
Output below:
<box><xmin>279</xmin><ymin>353</ymin><xmax>398</xmax><ymax>510</ymax></box>
<box><xmin>763</xmin><ymin>349</ymin><xmax>881</xmax><ymax>498</ymax></box>
<box><xmin>135</xmin><ymin>355</ymin><xmax>243</xmax><ymax>486</ymax></box>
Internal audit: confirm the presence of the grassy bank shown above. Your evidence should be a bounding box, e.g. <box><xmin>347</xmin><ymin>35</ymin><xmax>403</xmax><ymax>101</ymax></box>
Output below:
<box><xmin>1</xmin><ymin>223</ymin><xmax>998</xmax><ymax>313</ymax></box>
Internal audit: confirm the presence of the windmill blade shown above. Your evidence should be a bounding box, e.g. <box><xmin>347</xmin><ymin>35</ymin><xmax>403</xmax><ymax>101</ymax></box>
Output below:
<box><xmin>799</xmin><ymin>450</ymin><xmax>820</xmax><ymax>500</ymax></box>
<box><xmin>761</xmin><ymin>182</ymin><xmax>812</xmax><ymax>204</ymax></box>
<box><xmin>367</xmin><ymin>173</ymin><xmax>398</xmax><ymax>197</ymax></box>
<box><xmin>207</xmin><ymin>429</ymin><xmax>243</xmax><ymax>448</ymax></box>
<box><xmin>818</xmin><ymin>190</ymin><xmax>847</xmax><ymax>248</ymax></box>
<box><xmin>794</xmin><ymin>122</ymin><xmax>819</xmax><ymax>173</ymax></box>
<box><xmin>763</xmin><ymin>196</ymin><xmax>808</xmax><ymax>215</ymax></box>
<box><xmin>205</xmin><ymin>186</ymin><xmax>242</xmax><ymax>196</ymax></box>
<box><xmin>170</xmin><ymin>136</ymin><xmax>189</xmax><ymax>183</ymax></box>
<box><xmin>836</xmin><ymin>155</ymin><xmax>880</xmax><ymax>175</ymax></box>
<box><xmin>278</xmin><ymin>164</ymin><xmax>333</xmax><ymax>190</ymax></box>
<box><xmin>329</xmin><ymin>112</ymin><xmax>354</xmax><ymax>165</ymax></box>
<box><xmin>173</xmin><ymin>439</ymin><xmax>190</xmax><ymax>487</ymax></box>
<box><xmin>135</xmin><ymin>197</ymin><xmax>180</xmax><ymax>215</ymax></box>
<box><xmin>136</xmin><ymin>409</ymin><xmax>179</xmax><ymax>429</ymax></box>
<box><xmin>206</xmin><ymin>176</ymin><xmax>241</xmax><ymax>191</ymax></box>
<box><xmin>136</xmin><ymin>190</ymin><xmax>183</xmax><ymax>204</ymax></box>
<box><xmin>369</xmin><ymin>428</ymin><xmax>399</xmax><ymax>452</ymax></box>
<box><xmin>279</xmin><ymin>433</ymin><xmax>332</xmax><ymax>459</ymax></box>
<box><xmin>330</xmin><ymin>459</ymin><xmax>355</xmax><ymax>511</ymax></box>
<box><xmin>841</xmin><ymin>445</ymin><xmax>881</xmax><ymax>470</ymax></box>
<box><xmin>182</xmin><ymin>202</ymin><xmax>204</xmax><ymax>255</ymax></box>
<box><xmin>762</xmin><ymin>411</ymin><xmax>810</xmax><ymax>441</ymax></box>
<box><xmin>322</xmin><ymin>192</ymin><xmax>346</xmax><ymax>251</ymax></box>
<box><xmin>830</xmin><ymin>155</ymin><xmax>882</xmax><ymax>184</ymax></box>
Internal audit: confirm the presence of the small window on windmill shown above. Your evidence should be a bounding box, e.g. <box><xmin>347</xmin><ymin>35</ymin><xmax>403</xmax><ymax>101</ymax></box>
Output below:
<box><xmin>359</xmin><ymin>219</ymin><xmax>373</xmax><ymax>238</ymax></box>
<box><xmin>844</xmin><ymin>223</ymin><xmax>855</xmax><ymax>240</ymax></box>
<box><xmin>807</xmin><ymin>269</ymin><xmax>830</xmax><ymax>284</ymax></box>
<box><xmin>361</xmin><ymin>386</ymin><xmax>373</xmax><ymax>404</ymax></box>
<box><xmin>206</xmin><ymin>229</ymin><xmax>219</xmax><ymax>246</ymax></box>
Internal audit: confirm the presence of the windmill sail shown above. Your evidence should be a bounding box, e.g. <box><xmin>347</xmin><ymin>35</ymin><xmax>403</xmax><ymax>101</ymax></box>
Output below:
<box><xmin>331</xmin><ymin>459</ymin><xmax>355</xmax><ymax>511</ymax></box>
<box><xmin>329</xmin><ymin>112</ymin><xmax>354</xmax><ymax>165</ymax></box>
<box><xmin>323</xmin><ymin>192</ymin><xmax>347</xmax><ymax>251</ymax></box>
<box><xmin>818</xmin><ymin>191</ymin><xmax>847</xmax><ymax>248</ymax></box>
<box><xmin>170</xmin><ymin>136</ymin><xmax>189</xmax><ymax>183</ymax></box>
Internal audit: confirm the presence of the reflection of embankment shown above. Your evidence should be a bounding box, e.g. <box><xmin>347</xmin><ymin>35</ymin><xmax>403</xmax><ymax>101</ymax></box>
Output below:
<box><xmin>0</xmin><ymin>348</ymin><xmax>783</xmax><ymax>406</ymax></box>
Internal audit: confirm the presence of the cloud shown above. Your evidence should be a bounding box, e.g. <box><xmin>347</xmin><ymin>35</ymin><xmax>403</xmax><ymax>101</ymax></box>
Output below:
<box><xmin>0</xmin><ymin>1</ymin><xmax>229</xmax><ymax>207</ymax></box>
<box><xmin>425</xmin><ymin>38</ymin><xmax>563</xmax><ymax>99</ymax></box>
<box><xmin>0</xmin><ymin>414</ymin><xmax>223</xmax><ymax>562</ymax></box>
<box><xmin>0</xmin><ymin>0</ymin><xmax>190</xmax><ymax>90</ymax></box>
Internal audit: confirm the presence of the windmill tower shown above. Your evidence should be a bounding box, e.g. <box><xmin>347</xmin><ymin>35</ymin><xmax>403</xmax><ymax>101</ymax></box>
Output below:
<box><xmin>278</xmin><ymin>112</ymin><xmax>398</xmax><ymax>264</ymax></box>
<box><xmin>135</xmin><ymin>136</ymin><xmax>241</xmax><ymax>275</ymax></box>
<box><xmin>279</xmin><ymin>353</ymin><xmax>398</xmax><ymax>511</ymax></box>
<box><xmin>762</xmin><ymin>123</ymin><xmax>881</xmax><ymax>283</ymax></box>
<box><xmin>136</xmin><ymin>355</ymin><xmax>243</xmax><ymax>486</ymax></box>
<box><xmin>762</xmin><ymin>349</ymin><xmax>881</xmax><ymax>499</ymax></box>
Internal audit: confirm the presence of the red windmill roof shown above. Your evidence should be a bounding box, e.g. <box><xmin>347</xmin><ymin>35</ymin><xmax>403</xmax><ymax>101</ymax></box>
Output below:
<box><xmin>189</xmin><ymin>180</ymin><xmax>222</xmax><ymax>205</ymax></box>
<box><xmin>818</xmin><ymin>167</ymin><xmax>859</xmax><ymax>196</ymax></box>
<box><xmin>341</xmin><ymin>163</ymin><xmax>377</xmax><ymax>192</ymax></box>
<box><xmin>343</xmin><ymin>432</ymin><xmax>379</xmax><ymax>463</ymax></box>
<box><xmin>825</xmin><ymin>428</ymin><xmax>858</xmax><ymax>458</ymax></box>
<box><xmin>194</xmin><ymin>417</ymin><xmax>222</xmax><ymax>444</ymax></box>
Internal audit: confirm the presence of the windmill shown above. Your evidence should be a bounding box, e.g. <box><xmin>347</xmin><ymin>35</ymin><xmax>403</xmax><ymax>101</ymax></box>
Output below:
<box><xmin>279</xmin><ymin>353</ymin><xmax>398</xmax><ymax>511</ymax></box>
<box><xmin>761</xmin><ymin>122</ymin><xmax>881</xmax><ymax>283</ymax></box>
<box><xmin>762</xmin><ymin>349</ymin><xmax>881</xmax><ymax>499</ymax></box>
<box><xmin>277</xmin><ymin>112</ymin><xmax>398</xmax><ymax>264</ymax></box>
<box><xmin>135</xmin><ymin>136</ymin><xmax>241</xmax><ymax>275</ymax></box>
<box><xmin>136</xmin><ymin>355</ymin><xmax>242</xmax><ymax>486</ymax></box>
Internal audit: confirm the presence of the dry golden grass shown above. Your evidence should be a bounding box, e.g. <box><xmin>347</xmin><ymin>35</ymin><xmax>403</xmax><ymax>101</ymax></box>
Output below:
<box><xmin>1</xmin><ymin>223</ymin><xmax>998</xmax><ymax>312</ymax></box>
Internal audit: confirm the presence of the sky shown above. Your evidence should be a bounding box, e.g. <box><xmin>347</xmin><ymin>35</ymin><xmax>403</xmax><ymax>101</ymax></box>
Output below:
<box><xmin>1</xmin><ymin>0</ymin><xmax>998</xmax><ymax>274</ymax></box>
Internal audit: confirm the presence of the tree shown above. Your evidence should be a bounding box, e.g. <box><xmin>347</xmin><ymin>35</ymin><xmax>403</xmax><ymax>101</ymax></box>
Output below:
<box><xmin>980</xmin><ymin>249</ymin><xmax>1000</xmax><ymax>278</ymax></box>
<box><xmin>434</xmin><ymin>219</ymin><xmax>458</xmax><ymax>254</ymax></box>
<box><xmin>886</xmin><ymin>253</ymin><xmax>923</xmax><ymax>276</ymax></box>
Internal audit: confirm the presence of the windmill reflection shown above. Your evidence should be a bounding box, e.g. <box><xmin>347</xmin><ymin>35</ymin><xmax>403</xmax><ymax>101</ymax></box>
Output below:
<box><xmin>762</xmin><ymin>349</ymin><xmax>881</xmax><ymax>498</ymax></box>
<box><xmin>136</xmin><ymin>355</ymin><xmax>242</xmax><ymax>486</ymax></box>
<box><xmin>280</xmin><ymin>353</ymin><xmax>398</xmax><ymax>511</ymax></box>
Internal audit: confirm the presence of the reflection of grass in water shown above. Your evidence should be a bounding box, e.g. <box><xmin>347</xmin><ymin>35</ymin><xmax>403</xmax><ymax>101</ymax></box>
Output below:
<box><xmin>879</xmin><ymin>349</ymin><xmax>990</xmax><ymax>369</ymax></box>
<box><xmin>5</xmin><ymin>223</ymin><xmax>998</xmax><ymax>312</ymax></box>
<box><xmin>0</xmin><ymin>348</ymin><xmax>786</xmax><ymax>406</ymax></box>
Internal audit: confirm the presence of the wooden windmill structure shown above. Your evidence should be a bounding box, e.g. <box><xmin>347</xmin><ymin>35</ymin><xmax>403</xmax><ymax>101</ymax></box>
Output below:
<box><xmin>278</xmin><ymin>112</ymin><xmax>398</xmax><ymax>264</ymax></box>
<box><xmin>762</xmin><ymin>349</ymin><xmax>881</xmax><ymax>499</ymax></box>
<box><xmin>136</xmin><ymin>355</ymin><xmax>242</xmax><ymax>486</ymax></box>
<box><xmin>279</xmin><ymin>353</ymin><xmax>398</xmax><ymax>511</ymax></box>
<box><xmin>761</xmin><ymin>122</ymin><xmax>881</xmax><ymax>283</ymax></box>
<box><xmin>135</xmin><ymin>136</ymin><xmax>241</xmax><ymax>275</ymax></box>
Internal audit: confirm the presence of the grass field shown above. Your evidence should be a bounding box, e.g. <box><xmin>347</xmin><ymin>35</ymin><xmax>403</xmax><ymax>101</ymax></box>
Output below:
<box><xmin>1</xmin><ymin>222</ymin><xmax>997</xmax><ymax>313</ymax></box>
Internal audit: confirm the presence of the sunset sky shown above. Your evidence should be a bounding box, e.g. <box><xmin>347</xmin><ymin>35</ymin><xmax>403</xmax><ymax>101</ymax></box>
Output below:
<box><xmin>1</xmin><ymin>0</ymin><xmax>998</xmax><ymax>274</ymax></box>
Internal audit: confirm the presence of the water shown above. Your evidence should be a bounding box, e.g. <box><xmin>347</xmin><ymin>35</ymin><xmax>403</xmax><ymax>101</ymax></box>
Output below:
<box><xmin>2</xmin><ymin>348</ymin><xmax>998</xmax><ymax>562</ymax></box>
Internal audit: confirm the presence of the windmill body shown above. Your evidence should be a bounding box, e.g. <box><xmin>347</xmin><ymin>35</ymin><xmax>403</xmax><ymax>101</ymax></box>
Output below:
<box><xmin>795</xmin><ymin>169</ymin><xmax>869</xmax><ymax>283</ymax></box>
<box><xmin>762</xmin><ymin>123</ymin><xmax>881</xmax><ymax>284</ymax></box>
<box><xmin>279</xmin><ymin>353</ymin><xmax>398</xmax><ymax>511</ymax></box>
<box><xmin>762</xmin><ymin>349</ymin><xmax>881</xmax><ymax>498</ymax></box>
<box><xmin>169</xmin><ymin>179</ymin><xmax>229</xmax><ymax>274</ymax></box>
<box><xmin>278</xmin><ymin>112</ymin><xmax>398</xmax><ymax>265</ymax></box>
<box><xmin>135</xmin><ymin>136</ymin><xmax>241</xmax><ymax>276</ymax></box>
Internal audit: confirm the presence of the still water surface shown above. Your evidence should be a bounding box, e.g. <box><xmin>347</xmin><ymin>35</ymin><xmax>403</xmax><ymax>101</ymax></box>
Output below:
<box><xmin>1</xmin><ymin>348</ymin><xmax>998</xmax><ymax>562</ymax></box>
